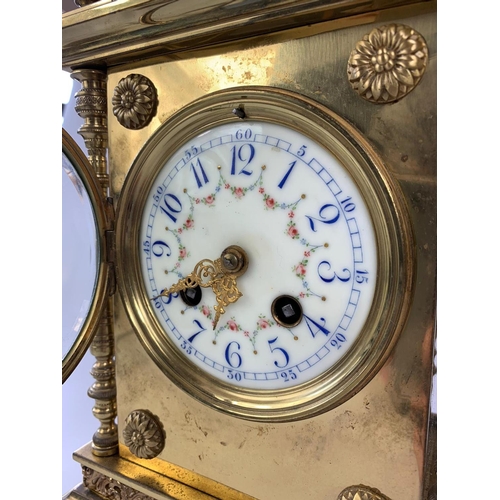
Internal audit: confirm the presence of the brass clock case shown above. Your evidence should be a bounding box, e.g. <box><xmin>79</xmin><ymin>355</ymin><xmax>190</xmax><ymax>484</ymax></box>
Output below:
<box><xmin>115</xmin><ymin>87</ymin><xmax>415</xmax><ymax>421</ymax></box>
<box><xmin>62</xmin><ymin>128</ymin><xmax>111</xmax><ymax>383</ymax></box>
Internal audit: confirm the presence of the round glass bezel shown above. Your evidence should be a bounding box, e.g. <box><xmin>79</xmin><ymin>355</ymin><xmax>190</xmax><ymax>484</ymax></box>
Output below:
<box><xmin>115</xmin><ymin>87</ymin><xmax>415</xmax><ymax>422</ymax></box>
<box><xmin>62</xmin><ymin>128</ymin><xmax>111</xmax><ymax>383</ymax></box>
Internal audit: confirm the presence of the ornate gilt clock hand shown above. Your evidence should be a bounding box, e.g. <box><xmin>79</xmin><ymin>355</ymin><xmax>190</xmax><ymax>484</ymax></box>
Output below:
<box><xmin>150</xmin><ymin>258</ymin><xmax>219</xmax><ymax>301</ymax></box>
<box><xmin>211</xmin><ymin>274</ymin><xmax>243</xmax><ymax>329</ymax></box>
<box><xmin>151</xmin><ymin>246</ymin><xmax>248</xmax><ymax>329</ymax></box>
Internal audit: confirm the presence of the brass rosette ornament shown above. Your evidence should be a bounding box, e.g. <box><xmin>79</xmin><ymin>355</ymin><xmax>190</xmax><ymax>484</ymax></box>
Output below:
<box><xmin>112</xmin><ymin>74</ymin><xmax>158</xmax><ymax>129</ymax></box>
<box><xmin>347</xmin><ymin>24</ymin><xmax>428</xmax><ymax>103</ymax></box>
<box><xmin>123</xmin><ymin>409</ymin><xmax>165</xmax><ymax>459</ymax></box>
<box><xmin>337</xmin><ymin>485</ymin><xmax>392</xmax><ymax>500</ymax></box>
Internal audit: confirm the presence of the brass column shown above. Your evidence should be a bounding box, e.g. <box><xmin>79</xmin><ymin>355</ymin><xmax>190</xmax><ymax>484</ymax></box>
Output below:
<box><xmin>72</xmin><ymin>68</ymin><xmax>118</xmax><ymax>457</ymax></box>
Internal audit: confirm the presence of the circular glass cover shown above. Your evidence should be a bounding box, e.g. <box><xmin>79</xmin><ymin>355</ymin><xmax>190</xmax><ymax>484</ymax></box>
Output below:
<box><xmin>62</xmin><ymin>129</ymin><xmax>109</xmax><ymax>383</ymax></box>
<box><xmin>62</xmin><ymin>151</ymin><xmax>98</xmax><ymax>360</ymax></box>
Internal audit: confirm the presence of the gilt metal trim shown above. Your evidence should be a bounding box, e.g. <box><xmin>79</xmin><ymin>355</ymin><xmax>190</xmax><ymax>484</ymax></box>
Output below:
<box><xmin>112</xmin><ymin>74</ymin><xmax>158</xmax><ymax>130</ymax></box>
<box><xmin>337</xmin><ymin>484</ymin><xmax>392</xmax><ymax>500</ymax></box>
<box><xmin>82</xmin><ymin>466</ymin><xmax>156</xmax><ymax>500</ymax></box>
<box><xmin>347</xmin><ymin>24</ymin><xmax>428</xmax><ymax>104</ymax></box>
<box><xmin>123</xmin><ymin>410</ymin><xmax>166</xmax><ymax>459</ymax></box>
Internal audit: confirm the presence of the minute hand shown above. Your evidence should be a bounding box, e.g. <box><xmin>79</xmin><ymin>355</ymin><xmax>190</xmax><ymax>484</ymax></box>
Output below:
<box><xmin>211</xmin><ymin>274</ymin><xmax>243</xmax><ymax>329</ymax></box>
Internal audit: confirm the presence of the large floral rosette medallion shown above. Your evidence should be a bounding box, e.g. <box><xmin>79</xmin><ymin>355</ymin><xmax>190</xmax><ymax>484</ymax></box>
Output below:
<box><xmin>112</xmin><ymin>73</ymin><xmax>158</xmax><ymax>129</ymax></box>
<box><xmin>347</xmin><ymin>24</ymin><xmax>428</xmax><ymax>104</ymax></box>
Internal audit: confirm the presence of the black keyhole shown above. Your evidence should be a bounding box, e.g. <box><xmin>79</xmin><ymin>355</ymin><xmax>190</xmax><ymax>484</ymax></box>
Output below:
<box><xmin>271</xmin><ymin>295</ymin><xmax>303</xmax><ymax>327</ymax></box>
<box><xmin>180</xmin><ymin>286</ymin><xmax>202</xmax><ymax>307</ymax></box>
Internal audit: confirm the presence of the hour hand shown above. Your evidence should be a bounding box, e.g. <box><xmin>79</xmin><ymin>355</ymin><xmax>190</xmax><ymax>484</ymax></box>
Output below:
<box><xmin>151</xmin><ymin>273</ymin><xmax>201</xmax><ymax>301</ymax></box>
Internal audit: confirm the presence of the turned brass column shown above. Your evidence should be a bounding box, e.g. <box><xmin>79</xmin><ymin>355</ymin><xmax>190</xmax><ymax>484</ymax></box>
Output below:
<box><xmin>72</xmin><ymin>68</ymin><xmax>118</xmax><ymax>457</ymax></box>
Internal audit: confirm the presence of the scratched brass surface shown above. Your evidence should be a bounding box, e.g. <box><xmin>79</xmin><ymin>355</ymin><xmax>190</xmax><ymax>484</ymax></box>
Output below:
<box><xmin>105</xmin><ymin>7</ymin><xmax>436</xmax><ymax>499</ymax></box>
<box><xmin>71</xmin><ymin>442</ymin><xmax>255</xmax><ymax>499</ymax></box>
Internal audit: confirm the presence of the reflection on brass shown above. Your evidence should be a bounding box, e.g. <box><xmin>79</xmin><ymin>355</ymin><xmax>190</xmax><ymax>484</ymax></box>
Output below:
<box><xmin>72</xmin><ymin>68</ymin><xmax>118</xmax><ymax>458</ymax></box>
<box><xmin>112</xmin><ymin>74</ymin><xmax>158</xmax><ymax>130</ymax></box>
<box><xmin>82</xmin><ymin>466</ymin><xmax>156</xmax><ymax>500</ymax></box>
<box><xmin>62</xmin><ymin>0</ymin><xmax>436</xmax><ymax>71</ymax></box>
<box><xmin>337</xmin><ymin>485</ymin><xmax>392</xmax><ymax>500</ymax></box>
<box><xmin>347</xmin><ymin>24</ymin><xmax>428</xmax><ymax>103</ymax></box>
<box><xmin>74</xmin><ymin>0</ymin><xmax>100</xmax><ymax>7</ymax></box>
<box><xmin>153</xmin><ymin>245</ymin><xmax>248</xmax><ymax>328</ymax></box>
<box><xmin>123</xmin><ymin>410</ymin><xmax>165</xmax><ymax>459</ymax></box>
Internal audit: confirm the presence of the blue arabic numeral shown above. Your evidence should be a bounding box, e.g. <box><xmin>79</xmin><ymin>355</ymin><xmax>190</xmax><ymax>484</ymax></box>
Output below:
<box><xmin>355</xmin><ymin>270</ymin><xmax>369</xmax><ymax>283</ymax></box>
<box><xmin>187</xmin><ymin>319</ymin><xmax>207</xmax><ymax>343</ymax></box>
<box><xmin>306</xmin><ymin>204</ymin><xmax>340</xmax><ymax>232</ymax></box>
<box><xmin>304</xmin><ymin>314</ymin><xmax>330</xmax><ymax>338</ymax></box>
<box><xmin>340</xmin><ymin>196</ymin><xmax>356</xmax><ymax>212</ymax></box>
<box><xmin>159</xmin><ymin>193</ymin><xmax>182</xmax><ymax>223</ymax></box>
<box><xmin>225</xmin><ymin>341</ymin><xmax>242</xmax><ymax>368</ymax></box>
<box><xmin>268</xmin><ymin>337</ymin><xmax>290</xmax><ymax>368</ymax></box>
<box><xmin>230</xmin><ymin>144</ymin><xmax>255</xmax><ymax>176</ymax></box>
<box><xmin>317</xmin><ymin>262</ymin><xmax>352</xmax><ymax>283</ymax></box>
<box><xmin>280</xmin><ymin>369</ymin><xmax>298</xmax><ymax>382</ymax></box>
<box><xmin>278</xmin><ymin>161</ymin><xmax>297</xmax><ymax>189</ymax></box>
<box><xmin>151</xmin><ymin>240</ymin><xmax>171</xmax><ymax>257</ymax></box>
<box><xmin>190</xmin><ymin>158</ymin><xmax>209</xmax><ymax>188</ymax></box>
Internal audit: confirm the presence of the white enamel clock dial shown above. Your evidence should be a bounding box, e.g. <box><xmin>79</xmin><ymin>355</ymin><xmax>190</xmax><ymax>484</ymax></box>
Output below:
<box><xmin>140</xmin><ymin>120</ymin><xmax>377</xmax><ymax>390</ymax></box>
<box><xmin>117</xmin><ymin>88</ymin><xmax>413</xmax><ymax>421</ymax></box>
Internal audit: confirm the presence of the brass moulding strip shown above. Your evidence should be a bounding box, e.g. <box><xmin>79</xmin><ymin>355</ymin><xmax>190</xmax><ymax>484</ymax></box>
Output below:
<box><xmin>62</xmin><ymin>0</ymin><xmax>435</xmax><ymax>70</ymax></box>
<box><xmin>71</xmin><ymin>442</ymin><xmax>257</xmax><ymax>500</ymax></box>
<box><xmin>72</xmin><ymin>68</ymin><xmax>119</xmax><ymax>457</ymax></box>
<box><xmin>118</xmin><ymin>445</ymin><xmax>257</xmax><ymax>500</ymax></box>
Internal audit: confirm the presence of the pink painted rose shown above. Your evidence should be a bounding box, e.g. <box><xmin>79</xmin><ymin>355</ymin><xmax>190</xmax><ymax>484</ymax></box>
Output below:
<box><xmin>225</xmin><ymin>183</ymin><xmax>230</xmax><ymax>189</ymax></box>
<box><xmin>304</xmin><ymin>250</ymin><xmax>310</xmax><ymax>257</ymax></box>
<box><xmin>259</xmin><ymin>187</ymin><xmax>265</xmax><ymax>194</ymax></box>
<box><xmin>258</xmin><ymin>319</ymin><xmax>270</xmax><ymax>329</ymax></box>
<box><xmin>201</xmin><ymin>305</ymin><xmax>210</xmax><ymax>316</ymax></box>
<box><xmin>299</xmin><ymin>292</ymin><xmax>305</xmax><ymax>298</ymax></box>
<box><xmin>195</xmin><ymin>198</ymin><xmax>200</xmax><ymax>204</ymax></box>
<box><xmin>205</xmin><ymin>195</ymin><xmax>214</xmax><ymax>205</ymax></box>
<box><xmin>227</xmin><ymin>319</ymin><xmax>239</xmax><ymax>331</ymax></box>
<box><xmin>234</xmin><ymin>187</ymin><xmax>244</xmax><ymax>198</ymax></box>
<box><xmin>288</xmin><ymin>226</ymin><xmax>298</xmax><ymax>238</ymax></box>
<box><xmin>185</xmin><ymin>218</ymin><xmax>193</xmax><ymax>228</ymax></box>
<box><xmin>288</xmin><ymin>210</ymin><xmax>295</xmax><ymax>218</ymax></box>
<box><xmin>266</xmin><ymin>197</ymin><xmax>275</xmax><ymax>208</ymax></box>
<box><xmin>179</xmin><ymin>248</ymin><xmax>187</xmax><ymax>259</ymax></box>
<box><xmin>295</xmin><ymin>264</ymin><xmax>306</xmax><ymax>276</ymax></box>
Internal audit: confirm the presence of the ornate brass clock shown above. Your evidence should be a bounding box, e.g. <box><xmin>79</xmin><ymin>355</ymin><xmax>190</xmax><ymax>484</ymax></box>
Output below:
<box><xmin>63</xmin><ymin>2</ymin><xmax>436</xmax><ymax>499</ymax></box>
